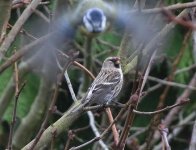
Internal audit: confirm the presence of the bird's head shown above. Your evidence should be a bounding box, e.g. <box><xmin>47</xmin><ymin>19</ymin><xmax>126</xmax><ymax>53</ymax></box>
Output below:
<box><xmin>83</xmin><ymin>8</ymin><xmax>107</xmax><ymax>33</ymax></box>
<box><xmin>103</xmin><ymin>57</ymin><xmax>121</xmax><ymax>69</ymax></box>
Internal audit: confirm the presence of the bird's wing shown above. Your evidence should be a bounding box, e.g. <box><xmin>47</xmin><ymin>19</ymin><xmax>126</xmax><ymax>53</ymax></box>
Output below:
<box><xmin>84</xmin><ymin>71</ymin><xmax>121</xmax><ymax>102</ymax></box>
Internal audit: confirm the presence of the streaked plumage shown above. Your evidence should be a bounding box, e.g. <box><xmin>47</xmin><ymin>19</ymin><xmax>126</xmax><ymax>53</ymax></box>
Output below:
<box><xmin>82</xmin><ymin>57</ymin><xmax>123</xmax><ymax>105</ymax></box>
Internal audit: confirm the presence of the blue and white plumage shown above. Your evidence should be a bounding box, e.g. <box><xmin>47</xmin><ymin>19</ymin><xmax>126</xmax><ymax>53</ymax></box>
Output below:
<box><xmin>83</xmin><ymin>8</ymin><xmax>107</xmax><ymax>33</ymax></box>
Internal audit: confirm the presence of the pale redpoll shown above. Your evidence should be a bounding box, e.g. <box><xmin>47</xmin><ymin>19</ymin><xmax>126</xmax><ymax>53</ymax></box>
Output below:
<box><xmin>82</xmin><ymin>57</ymin><xmax>123</xmax><ymax>105</ymax></box>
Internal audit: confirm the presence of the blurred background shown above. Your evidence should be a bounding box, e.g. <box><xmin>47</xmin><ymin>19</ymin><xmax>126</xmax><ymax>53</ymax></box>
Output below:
<box><xmin>0</xmin><ymin>0</ymin><xmax>196</xmax><ymax>150</ymax></box>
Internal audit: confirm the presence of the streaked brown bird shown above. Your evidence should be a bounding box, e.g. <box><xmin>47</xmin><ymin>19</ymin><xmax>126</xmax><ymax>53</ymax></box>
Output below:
<box><xmin>82</xmin><ymin>56</ymin><xmax>123</xmax><ymax>106</ymax></box>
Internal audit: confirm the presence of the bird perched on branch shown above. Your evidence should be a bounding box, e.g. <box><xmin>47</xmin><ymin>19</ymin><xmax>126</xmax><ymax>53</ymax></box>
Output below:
<box><xmin>81</xmin><ymin>56</ymin><xmax>123</xmax><ymax>106</ymax></box>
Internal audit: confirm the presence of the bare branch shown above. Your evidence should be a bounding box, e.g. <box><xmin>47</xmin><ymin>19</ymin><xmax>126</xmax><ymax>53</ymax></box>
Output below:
<box><xmin>7</xmin><ymin>82</ymin><xmax>26</xmax><ymax>150</ymax></box>
<box><xmin>140</xmin><ymin>1</ymin><xmax>196</xmax><ymax>14</ymax></box>
<box><xmin>0</xmin><ymin>0</ymin><xmax>42</xmax><ymax>62</ymax></box>
<box><xmin>158</xmin><ymin>124</ymin><xmax>171</xmax><ymax>150</ymax></box>
<box><xmin>87</xmin><ymin>111</ymin><xmax>109</xmax><ymax>150</ymax></box>
<box><xmin>148</xmin><ymin>76</ymin><xmax>196</xmax><ymax>90</ymax></box>
<box><xmin>189</xmin><ymin>120</ymin><xmax>196</xmax><ymax>150</ymax></box>
<box><xmin>64</xmin><ymin>71</ymin><xmax>77</xmax><ymax>102</ymax></box>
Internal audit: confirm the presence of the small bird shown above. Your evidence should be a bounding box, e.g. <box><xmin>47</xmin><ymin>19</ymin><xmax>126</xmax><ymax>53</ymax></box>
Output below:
<box><xmin>82</xmin><ymin>7</ymin><xmax>107</xmax><ymax>33</ymax></box>
<box><xmin>57</xmin><ymin>0</ymin><xmax>159</xmax><ymax>40</ymax></box>
<box><xmin>53</xmin><ymin>0</ymin><xmax>114</xmax><ymax>42</ymax></box>
<box><xmin>72</xmin><ymin>0</ymin><xmax>115</xmax><ymax>37</ymax></box>
<box><xmin>82</xmin><ymin>56</ymin><xmax>123</xmax><ymax>106</ymax></box>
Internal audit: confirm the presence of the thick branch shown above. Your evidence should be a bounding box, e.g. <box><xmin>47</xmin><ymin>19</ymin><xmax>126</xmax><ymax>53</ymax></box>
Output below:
<box><xmin>0</xmin><ymin>0</ymin><xmax>42</xmax><ymax>62</ymax></box>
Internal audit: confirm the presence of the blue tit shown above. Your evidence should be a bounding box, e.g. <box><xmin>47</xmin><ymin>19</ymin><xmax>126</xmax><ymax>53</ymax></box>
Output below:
<box><xmin>82</xmin><ymin>8</ymin><xmax>106</xmax><ymax>33</ymax></box>
<box><xmin>59</xmin><ymin>0</ymin><xmax>159</xmax><ymax>40</ymax></box>
<box><xmin>71</xmin><ymin>0</ymin><xmax>116</xmax><ymax>37</ymax></box>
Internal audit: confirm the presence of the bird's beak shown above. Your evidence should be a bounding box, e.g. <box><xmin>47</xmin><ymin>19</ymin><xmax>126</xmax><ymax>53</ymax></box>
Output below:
<box><xmin>115</xmin><ymin>59</ymin><xmax>120</xmax><ymax>65</ymax></box>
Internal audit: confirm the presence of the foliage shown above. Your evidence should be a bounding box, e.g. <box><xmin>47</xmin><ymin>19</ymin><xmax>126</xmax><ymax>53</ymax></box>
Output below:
<box><xmin>0</xmin><ymin>0</ymin><xmax>196</xmax><ymax>150</ymax></box>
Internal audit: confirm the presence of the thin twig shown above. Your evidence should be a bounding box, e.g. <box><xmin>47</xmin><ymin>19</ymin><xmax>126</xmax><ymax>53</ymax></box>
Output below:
<box><xmin>148</xmin><ymin>76</ymin><xmax>196</xmax><ymax>90</ymax></box>
<box><xmin>7</xmin><ymin>51</ymin><xmax>21</xmax><ymax>149</ymax></box>
<box><xmin>64</xmin><ymin>126</ymin><xmax>90</xmax><ymax>150</ymax></box>
<box><xmin>158</xmin><ymin>124</ymin><xmax>171</xmax><ymax>150</ymax></box>
<box><xmin>175</xmin><ymin>64</ymin><xmax>196</xmax><ymax>75</ymax></box>
<box><xmin>140</xmin><ymin>51</ymin><xmax>157</xmax><ymax>94</ymax></box>
<box><xmin>96</xmin><ymin>38</ymin><xmax>119</xmax><ymax>51</ymax></box>
<box><xmin>64</xmin><ymin>131</ymin><xmax>74</xmax><ymax>150</ymax></box>
<box><xmin>7</xmin><ymin>23</ymin><xmax>37</xmax><ymax>40</ymax></box>
<box><xmin>189</xmin><ymin>119</ymin><xmax>196</xmax><ymax>150</ymax></box>
<box><xmin>87</xmin><ymin>111</ymin><xmax>109</xmax><ymax>150</ymax></box>
<box><xmin>57</xmin><ymin>50</ymin><xmax>95</xmax><ymax>79</ymax></box>
<box><xmin>34</xmin><ymin>9</ymin><xmax>50</xmax><ymax>23</ymax></box>
<box><xmin>7</xmin><ymin>82</ymin><xmax>26</xmax><ymax>150</ymax></box>
<box><xmin>133</xmin><ymin>99</ymin><xmax>189</xmax><ymax>115</ymax></box>
<box><xmin>138</xmin><ymin>1</ymin><xmax>196</xmax><ymax>14</ymax></box>
<box><xmin>64</xmin><ymin>71</ymin><xmax>77</xmax><ymax>102</ymax></box>
<box><xmin>105</xmin><ymin>108</ymin><xmax>119</xmax><ymax>146</ymax></box>
<box><xmin>73</xmin><ymin>61</ymin><xmax>95</xmax><ymax>79</ymax></box>
<box><xmin>14</xmin><ymin>50</ymin><xmax>19</xmax><ymax>95</ymax></box>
